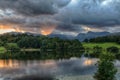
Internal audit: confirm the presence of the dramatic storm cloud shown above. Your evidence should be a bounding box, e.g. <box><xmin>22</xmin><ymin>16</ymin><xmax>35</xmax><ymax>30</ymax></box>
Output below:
<box><xmin>0</xmin><ymin>0</ymin><xmax>120</xmax><ymax>35</ymax></box>
<box><xmin>57</xmin><ymin>0</ymin><xmax>120</xmax><ymax>26</ymax></box>
<box><xmin>0</xmin><ymin>0</ymin><xmax>71</xmax><ymax>16</ymax></box>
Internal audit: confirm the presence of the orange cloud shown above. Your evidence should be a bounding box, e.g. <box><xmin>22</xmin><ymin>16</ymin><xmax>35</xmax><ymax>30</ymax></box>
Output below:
<box><xmin>0</xmin><ymin>24</ymin><xmax>25</xmax><ymax>34</ymax></box>
<box><xmin>40</xmin><ymin>26</ymin><xmax>56</xmax><ymax>35</ymax></box>
<box><xmin>0</xmin><ymin>24</ymin><xmax>56</xmax><ymax>35</ymax></box>
<box><xmin>0</xmin><ymin>25</ymin><xmax>15</xmax><ymax>34</ymax></box>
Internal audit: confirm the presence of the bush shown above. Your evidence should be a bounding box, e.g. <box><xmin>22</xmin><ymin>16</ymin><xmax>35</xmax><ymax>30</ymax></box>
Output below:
<box><xmin>5</xmin><ymin>43</ymin><xmax>20</xmax><ymax>52</ymax></box>
<box><xmin>93</xmin><ymin>46</ymin><xmax>102</xmax><ymax>57</ymax></box>
<box><xmin>94</xmin><ymin>53</ymin><xmax>117</xmax><ymax>80</ymax></box>
<box><xmin>0</xmin><ymin>41</ymin><xmax>4</xmax><ymax>46</ymax></box>
<box><xmin>0</xmin><ymin>47</ymin><xmax>6</xmax><ymax>53</ymax></box>
<box><xmin>107</xmin><ymin>46</ymin><xmax>119</xmax><ymax>53</ymax></box>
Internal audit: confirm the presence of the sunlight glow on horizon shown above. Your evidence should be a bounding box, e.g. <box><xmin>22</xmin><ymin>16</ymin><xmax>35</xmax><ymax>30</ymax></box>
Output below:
<box><xmin>0</xmin><ymin>24</ymin><xmax>57</xmax><ymax>35</ymax></box>
<box><xmin>82</xmin><ymin>26</ymin><xmax>104</xmax><ymax>32</ymax></box>
<box><xmin>0</xmin><ymin>25</ymin><xmax>25</xmax><ymax>34</ymax></box>
<box><xmin>40</xmin><ymin>26</ymin><xmax>56</xmax><ymax>35</ymax></box>
<box><xmin>0</xmin><ymin>29</ymin><xmax>15</xmax><ymax>34</ymax></box>
<box><xmin>0</xmin><ymin>25</ymin><xmax>15</xmax><ymax>34</ymax></box>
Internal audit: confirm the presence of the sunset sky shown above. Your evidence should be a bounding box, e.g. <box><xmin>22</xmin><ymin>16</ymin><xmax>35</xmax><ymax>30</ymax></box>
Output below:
<box><xmin>0</xmin><ymin>0</ymin><xmax>120</xmax><ymax>36</ymax></box>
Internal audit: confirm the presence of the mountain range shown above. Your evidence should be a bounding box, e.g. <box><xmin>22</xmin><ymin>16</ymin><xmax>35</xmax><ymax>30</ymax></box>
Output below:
<box><xmin>3</xmin><ymin>31</ymin><xmax>120</xmax><ymax>41</ymax></box>
<box><xmin>76</xmin><ymin>31</ymin><xmax>110</xmax><ymax>41</ymax></box>
<box><xmin>49</xmin><ymin>31</ymin><xmax>120</xmax><ymax>41</ymax></box>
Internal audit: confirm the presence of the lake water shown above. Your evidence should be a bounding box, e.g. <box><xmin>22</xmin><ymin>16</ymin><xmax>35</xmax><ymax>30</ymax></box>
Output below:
<box><xmin>0</xmin><ymin>57</ymin><xmax>120</xmax><ymax>80</ymax></box>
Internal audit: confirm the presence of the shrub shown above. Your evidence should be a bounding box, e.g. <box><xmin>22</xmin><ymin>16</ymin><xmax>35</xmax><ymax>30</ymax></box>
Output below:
<box><xmin>107</xmin><ymin>46</ymin><xmax>119</xmax><ymax>53</ymax></box>
<box><xmin>94</xmin><ymin>53</ymin><xmax>117</xmax><ymax>80</ymax></box>
<box><xmin>0</xmin><ymin>41</ymin><xmax>4</xmax><ymax>46</ymax></box>
<box><xmin>0</xmin><ymin>47</ymin><xmax>6</xmax><ymax>53</ymax></box>
<box><xmin>5</xmin><ymin>43</ymin><xmax>20</xmax><ymax>52</ymax></box>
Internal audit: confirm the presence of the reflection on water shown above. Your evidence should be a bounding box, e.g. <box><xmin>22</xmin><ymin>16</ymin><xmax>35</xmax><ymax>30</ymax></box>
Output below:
<box><xmin>0</xmin><ymin>60</ymin><xmax>58</xmax><ymax>68</ymax></box>
<box><xmin>40</xmin><ymin>60</ymin><xmax>57</xmax><ymax>67</ymax></box>
<box><xmin>83</xmin><ymin>59</ymin><xmax>93</xmax><ymax>66</ymax></box>
<box><xmin>0</xmin><ymin>60</ymin><xmax>20</xmax><ymax>68</ymax></box>
<box><xmin>0</xmin><ymin>58</ymin><xmax>97</xmax><ymax>68</ymax></box>
<box><xmin>0</xmin><ymin>57</ymin><xmax>98</xmax><ymax>80</ymax></box>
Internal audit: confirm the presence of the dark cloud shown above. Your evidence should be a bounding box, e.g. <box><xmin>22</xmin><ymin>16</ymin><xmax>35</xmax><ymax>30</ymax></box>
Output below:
<box><xmin>55</xmin><ymin>0</ymin><xmax>71</xmax><ymax>7</ymax></box>
<box><xmin>104</xmin><ymin>26</ymin><xmax>120</xmax><ymax>33</ymax></box>
<box><xmin>56</xmin><ymin>23</ymin><xmax>83</xmax><ymax>32</ymax></box>
<box><xmin>0</xmin><ymin>0</ymin><xmax>71</xmax><ymax>16</ymax></box>
<box><xmin>0</xmin><ymin>16</ymin><xmax>84</xmax><ymax>34</ymax></box>
<box><xmin>57</xmin><ymin>0</ymin><xmax>120</xmax><ymax>26</ymax></box>
<box><xmin>0</xmin><ymin>15</ymin><xmax>58</xmax><ymax>25</ymax></box>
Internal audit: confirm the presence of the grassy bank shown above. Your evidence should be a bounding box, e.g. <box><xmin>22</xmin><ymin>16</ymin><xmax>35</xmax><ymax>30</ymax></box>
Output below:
<box><xmin>21</xmin><ymin>48</ymin><xmax>40</xmax><ymax>52</ymax></box>
<box><xmin>82</xmin><ymin>42</ymin><xmax>120</xmax><ymax>49</ymax></box>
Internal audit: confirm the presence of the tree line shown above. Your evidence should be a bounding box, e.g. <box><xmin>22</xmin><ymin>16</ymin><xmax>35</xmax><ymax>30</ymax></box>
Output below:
<box><xmin>84</xmin><ymin>35</ymin><xmax>120</xmax><ymax>44</ymax></box>
<box><xmin>0</xmin><ymin>33</ymin><xmax>84</xmax><ymax>52</ymax></box>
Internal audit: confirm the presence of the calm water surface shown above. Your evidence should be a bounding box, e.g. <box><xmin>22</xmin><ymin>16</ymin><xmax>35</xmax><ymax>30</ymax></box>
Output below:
<box><xmin>0</xmin><ymin>57</ymin><xmax>120</xmax><ymax>80</ymax></box>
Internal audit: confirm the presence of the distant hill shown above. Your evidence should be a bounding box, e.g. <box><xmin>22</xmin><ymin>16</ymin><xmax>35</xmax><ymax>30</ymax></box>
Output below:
<box><xmin>110</xmin><ymin>32</ymin><xmax>120</xmax><ymax>36</ymax></box>
<box><xmin>1</xmin><ymin>32</ymin><xmax>42</xmax><ymax>37</ymax></box>
<box><xmin>49</xmin><ymin>34</ymin><xmax>75</xmax><ymax>40</ymax></box>
<box><xmin>2</xmin><ymin>32</ymin><xmax>75</xmax><ymax>40</ymax></box>
<box><xmin>76</xmin><ymin>31</ymin><xmax>110</xmax><ymax>41</ymax></box>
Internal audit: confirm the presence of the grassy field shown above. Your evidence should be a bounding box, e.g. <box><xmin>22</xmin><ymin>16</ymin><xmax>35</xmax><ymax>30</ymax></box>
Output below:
<box><xmin>82</xmin><ymin>42</ymin><xmax>120</xmax><ymax>49</ymax></box>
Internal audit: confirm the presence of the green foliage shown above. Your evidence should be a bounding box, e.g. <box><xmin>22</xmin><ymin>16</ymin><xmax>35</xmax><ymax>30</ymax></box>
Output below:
<box><xmin>0</xmin><ymin>47</ymin><xmax>6</xmax><ymax>53</ymax></box>
<box><xmin>110</xmin><ymin>46</ymin><xmax>120</xmax><ymax>60</ymax></box>
<box><xmin>92</xmin><ymin>46</ymin><xmax>102</xmax><ymax>57</ymax></box>
<box><xmin>107</xmin><ymin>46</ymin><xmax>119</xmax><ymax>54</ymax></box>
<box><xmin>118</xmin><ymin>40</ymin><xmax>120</xmax><ymax>44</ymax></box>
<box><xmin>0</xmin><ymin>33</ymin><xmax>84</xmax><ymax>52</ymax></box>
<box><xmin>83</xmin><ymin>42</ymin><xmax>120</xmax><ymax>58</ymax></box>
<box><xmin>82</xmin><ymin>42</ymin><xmax>120</xmax><ymax>49</ymax></box>
<box><xmin>93</xmin><ymin>46</ymin><xmax>102</xmax><ymax>54</ymax></box>
<box><xmin>94</xmin><ymin>53</ymin><xmax>117</xmax><ymax>80</ymax></box>
<box><xmin>5</xmin><ymin>43</ymin><xmax>20</xmax><ymax>52</ymax></box>
<box><xmin>0</xmin><ymin>51</ymin><xmax>83</xmax><ymax>60</ymax></box>
<box><xmin>84</xmin><ymin>39</ymin><xmax>89</xmax><ymax>43</ymax></box>
<box><xmin>0</xmin><ymin>41</ymin><xmax>4</xmax><ymax>46</ymax></box>
<box><xmin>89</xmin><ymin>35</ymin><xmax>120</xmax><ymax>44</ymax></box>
<box><xmin>17</xmin><ymin>37</ymin><xmax>41</xmax><ymax>48</ymax></box>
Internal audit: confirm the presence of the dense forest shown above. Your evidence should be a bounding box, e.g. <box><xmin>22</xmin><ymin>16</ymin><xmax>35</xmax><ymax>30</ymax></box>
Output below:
<box><xmin>0</xmin><ymin>33</ymin><xmax>84</xmax><ymax>50</ymax></box>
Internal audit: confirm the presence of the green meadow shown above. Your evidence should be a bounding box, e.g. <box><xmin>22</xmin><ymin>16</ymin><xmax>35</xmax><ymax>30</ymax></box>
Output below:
<box><xmin>82</xmin><ymin>42</ymin><xmax>120</xmax><ymax>49</ymax></box>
